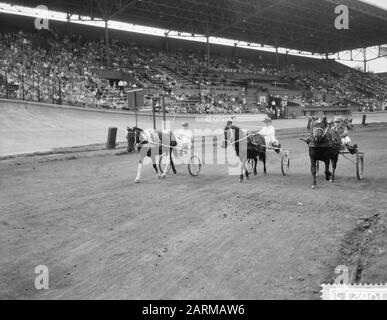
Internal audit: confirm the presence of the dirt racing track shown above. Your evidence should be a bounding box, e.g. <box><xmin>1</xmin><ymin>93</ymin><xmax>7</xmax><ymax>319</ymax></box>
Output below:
<box><xmin>0</xmin><ymin>101</ymin><xmax>387</xmax><ymax>299</ymax></box>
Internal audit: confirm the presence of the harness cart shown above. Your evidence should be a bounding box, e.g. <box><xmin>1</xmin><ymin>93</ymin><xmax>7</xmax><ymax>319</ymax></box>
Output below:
<box><xmin>248</xmin><ymin>145</ymin><xmax>291</xmax><ymax>176</ymax></box>
<box><xmin>159</xmin><ymin>146</ymin><xmax>202</xmax><ymax>177</ymax></box>
<box><xmin>316</xmin><ymin>149</ymin><xmax>365</xmax><ymax>180</ymax></box>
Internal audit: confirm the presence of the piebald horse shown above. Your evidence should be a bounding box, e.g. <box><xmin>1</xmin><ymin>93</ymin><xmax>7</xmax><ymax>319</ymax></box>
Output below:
<box><xmin>223</xmin><ymin>125</ymin><xmax>263</xmax><ymax>182</ymax></box>
<box><xmin>126</xmin><ymin>127</ymin><xmax>177</xmax><ymax>183</ymax></box>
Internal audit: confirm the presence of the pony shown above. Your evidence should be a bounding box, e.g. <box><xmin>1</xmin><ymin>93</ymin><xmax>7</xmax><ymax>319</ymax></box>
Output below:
<box><xmin>308</xmin><ymin>117</ymin><xmax>341</xmax><ymax>189</ymax></box>
<box><xmin>126</xmin><ymin>127</ymin><xmax>177</xmax><ymax>183</ymax></box>
<box><xmin>246</xmin><ymin>131</ymin><xmax>267</xmax><ymax>176</ymax></box>
<box><xmin>223</xmin><ymin>125</ymin><xmax>266</xmax><ymax>182</ymax></box>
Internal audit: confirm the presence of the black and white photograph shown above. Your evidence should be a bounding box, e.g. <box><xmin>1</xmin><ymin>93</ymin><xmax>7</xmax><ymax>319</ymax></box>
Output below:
<box><xmin>0</xmin><ymin>0</ymin><xmax>386</xmax><ymax>304</ymax></box>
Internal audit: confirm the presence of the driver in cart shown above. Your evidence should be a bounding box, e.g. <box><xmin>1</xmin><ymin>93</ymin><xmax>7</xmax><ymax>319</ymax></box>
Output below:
<box><xmin>259</xmin><ymin>116</ymin><xmax>281</xmax><ymax>153</ymax></box>
<box><xmin>174</xmin><ymin>122</ymin><xmax>193</xmax><ymax>156</ymax></box>
<box><xmin>332</xmin><ymin>116</ymin><xmax>358</xmax><ymax>154</ymax></box>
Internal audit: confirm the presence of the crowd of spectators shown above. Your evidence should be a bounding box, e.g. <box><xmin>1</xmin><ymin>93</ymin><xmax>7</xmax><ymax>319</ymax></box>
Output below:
<box><xmin>167</xmin><ymin>92</ymin><xmax>254</xmax><ymax>114</ymax></box>
<box><xmin>0</xmin><ymin>29</ymin><xmax>386</xmax><ymax>115</ymax></box>
<box><xmin>150</xmin><ymin>50</ymin><xmax>284</xmax><ymax>87</ymax></box>
<box><xmin>283</xmin><ymin>70</ymin><xmax>387</xmax><ymax>110</ymax></box>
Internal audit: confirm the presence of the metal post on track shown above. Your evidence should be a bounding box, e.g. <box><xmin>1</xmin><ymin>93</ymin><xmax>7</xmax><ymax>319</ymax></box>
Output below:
<box><xmin>362</xmin><ymin>114</ymin><xmax>367</xmax><ymax>126</ymax></box>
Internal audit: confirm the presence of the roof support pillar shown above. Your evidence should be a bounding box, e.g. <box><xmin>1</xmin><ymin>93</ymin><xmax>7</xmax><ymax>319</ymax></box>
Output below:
<box><xmin>275</xmin><ymin>30</ymin><xmax>279</xmax><ymax>70</ymax></box>
<box><xmin>206</xmin><ymin>21</ymin><xmax>210</xmax><ymax>72</ymax></box>
<box><xmin>105</xmin><ymin>19</ymin><xmax>110</xmax><ymax>67</ymax></box>
<box><xmin>233</xmin><ymin>42</ymin><xmax>237</xmax><ymax>59</ymax></box>
<box><xmin>206</xmin><ymin>36</ymin><xmax>210</xmax><ymax>72</ymax></box>
<box><xmin>164</xmin><ymin>36</ymin><xmax>169</xmax><ymax>52</ymax></box>
<box><xmin>66</xmin><ymin>13</ymin><xmax>72</xmax><ymax>37</ymax></box>
<box><xmin>363</xmin><ymin>48</ymin><xmax>367</xmax><ymax>73</ymax></box>
<box><xmin>97</xmin><ymin>0</ymin><xmax>111</xmax><ymax>67</ymax></box>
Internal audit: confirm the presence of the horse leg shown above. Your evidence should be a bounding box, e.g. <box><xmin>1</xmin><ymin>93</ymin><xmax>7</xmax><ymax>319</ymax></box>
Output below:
<box><xmin>134</xmin><ymin>162</ymin><xmax>142</xmax><ymax>183</ymax></box>
<box><xmin>247</xmin><ymin>158</ymin><xmax>253</xmax><ymax>174</ymax></box>
<box><xmin>311</xmin><ymin>159</ymin><xmax>317</xmax><ymax>189</ymax></box>
<box><xmin>151</xmin><ymin>155</ymin><xmax>162</xmax><ymax>179</ymax></box>
<box><xmin>170</xmin><ymin>147</ymin><xmax>177</xmax><ymax>175</ymax></box>
<box><xmin>239</xmin><ymin>159</ymin><xmax>245</xmax><ymax>182</ymax></box>
<box><xmin>135</xmin><ymin>151</ymin><xmax>145</xmax><ymax>183</ymax></box>
<box><xmin>263</xmin><ymin>153</ymin><xmax>267</xmax><ymax>174</ymax></box>
<box><xmin>331</xmin><ymin>155</ymin><xmax>338</xmax><ymax>182</ymax></box>
<box><xmin>324</xmin><ymin>160</ymin><xmax>332</xmax><ymax>181</ymax></box>
<box><xmin>254</xmin><ymin>156</ymin><xmax>258</xmax><ymax>176</ymax></box>
<box><xmin>245</xmin><ymin>159</ymin><xmax>250</xmax><ymax>180</ymax></box>
<box><xmin>161</xmin><ymin>154</ymin><xmax>170</xmax><ymax>179</ymax></box>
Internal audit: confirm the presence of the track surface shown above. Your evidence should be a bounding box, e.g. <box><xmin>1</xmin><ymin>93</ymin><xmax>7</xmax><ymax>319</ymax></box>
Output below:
<box><xmin>1</xmin><ymin>123</ymin><xmax>386</xmax><ymax>299</ymax></box>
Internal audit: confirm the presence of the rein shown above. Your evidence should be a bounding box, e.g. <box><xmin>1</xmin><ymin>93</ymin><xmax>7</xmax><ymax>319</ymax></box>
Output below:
<box><xmin>132</xmin><ymin>130</ymin><xmax>179</xmax><ymax>150</ymax></box>
<box><xmin>224</xmin><ymin>129</ymin><xmax>257</xmax><ymax>145</ymax></box>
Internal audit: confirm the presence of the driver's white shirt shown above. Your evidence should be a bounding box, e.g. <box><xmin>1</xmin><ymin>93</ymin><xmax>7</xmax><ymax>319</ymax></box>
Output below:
<box><xmin>174</xmin><ymin>128</ymin><xmax>193</xmax><ymax>150</ymax></box>
<box><xmin>259</xmin><ymin>125</ymin><xmax>278</xmax><ymax>146</ymax></box>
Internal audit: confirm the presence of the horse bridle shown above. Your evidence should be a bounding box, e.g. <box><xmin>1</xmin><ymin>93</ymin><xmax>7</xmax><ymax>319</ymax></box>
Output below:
<box><xmin>312</xmin><ymin>126</ymin><xmax>328</xmax><ymax>142</ymax></box>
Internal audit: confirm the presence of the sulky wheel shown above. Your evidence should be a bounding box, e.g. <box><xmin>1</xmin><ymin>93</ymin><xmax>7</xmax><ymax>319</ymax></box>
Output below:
<box><xmin>281</xmin><ymin>152</ymin><xmax>290</xmax><ymax>176</ymax></box>
<box><xmin>188</xmin><ymin>154</ymin><xmax>201</xmax><ymax>177</ymax></box>
<box><xmin>159</xmin><ymin>154</ymin><xmax>172</xmax><ymax>175</ymax></box>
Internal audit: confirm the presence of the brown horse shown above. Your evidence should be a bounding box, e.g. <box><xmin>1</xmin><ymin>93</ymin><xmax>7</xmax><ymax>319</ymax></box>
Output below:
<box><xmin>247</xmin><ymin>131</ymin><xmax>267</xmax><ymax>176</ymax></box>
<box><xmin>308</xmin><ymin>118</ymin><xmax>341</xmax><ymax>189</ymax></box>
<box><xmin>223</xmin><ymin>126</ymin><xmax>267</xmax><ymax>181</ymax></box>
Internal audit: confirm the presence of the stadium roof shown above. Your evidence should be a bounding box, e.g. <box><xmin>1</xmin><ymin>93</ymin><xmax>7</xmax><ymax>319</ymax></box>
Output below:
<box><xmin>7</xmin><ymin>0</ymin><xmax>387</xmax><ymax>54</ymax></box>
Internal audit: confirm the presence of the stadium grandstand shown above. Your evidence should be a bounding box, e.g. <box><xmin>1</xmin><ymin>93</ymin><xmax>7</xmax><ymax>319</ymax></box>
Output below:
<box><xmin>0</xmin><ymin>0</ymin><xmax>387</xmax><ymax>116</ymax></box>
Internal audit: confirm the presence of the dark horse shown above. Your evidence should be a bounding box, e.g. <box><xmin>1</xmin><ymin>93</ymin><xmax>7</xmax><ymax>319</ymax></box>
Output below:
<box><xmin>127</xmin><ymin>127</ymin><xmax>177</xmax><ymax>183</ymax></box>
<box><xmin>223</xmin><ymin>125</ymin><xmax>266</xmax><ymax>182</ymax></box>
<box><xmin>308</xmin><ymin>117</ymin><xmax>341</xmax><ymax>189</ymax></box>
<box><xmin>247</xmin><ymin>131</ymin><xmax>267</xmax><ymax>176</ymax></box>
